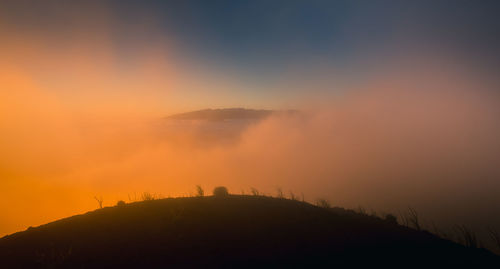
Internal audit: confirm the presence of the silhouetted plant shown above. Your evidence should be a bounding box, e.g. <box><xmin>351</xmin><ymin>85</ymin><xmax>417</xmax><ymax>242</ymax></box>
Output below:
<box><xmin>196</xmin><ymin>185</ymin><xmax>204</xmax><ymax>197</ymax></box>
<box><xmin>455</xmin><ymin>225</ymin><xmax>478</xmax><ymax>248</ymax></box>
<box><xmin>429</xmin><ymin>222</ymin><xmax>453</xmax><ymax>241</ymax></box>
<box><xmin>407</xmin><ymin>207</ymin><xmax>421</xmax><ymax>231</ymax></box>
<box><xmin>357</xmin><ymin>206</ymin><xmax>367</xmax><ymax>215</ymax></box>
<box><xmin>116</xmin><ymin>200</ymin><xmax>126</xmax><ymax>206</ymax></box>
<box><xmin>213</xmin><ymin>186</ymin><xmax>229</xmax><ymax>197</ymax></box>
<box><xmin>250</xmin><ymin>187</ymin><xmax>259</xmax><ymax>196</ymax></box>
<box><xmin>276</xmin><ymin>187</ymin><xmax>284</xmax><ymax>199</ymax></box>
<box><xmin>128</xmin><ymin>193</ymin><xmax>137</xmax><ymax>202</ymax></box>
<box><xmin>384</xmin><ymin>214</ymin><xmax>398</xmax><ymax>225</ymax></box>
<box><xmin>488</xmin><ymin>228</ymin><xmax>500</xmax><ymax>250</ymax></box>
<box><xmin>141</xmin><ymin>192</ymin><xmax>155</xmax><ymax>201</ymax></box>
<box><xmin>316</xmin><ymin>199</ymin><xmax>331</xmax><ymax>209</ymax></box>
<box><xmin>94</xmin><ymin>196</ymin><xmax>103</xmax><ymax>209</ymax></box>
<box><xmin>398</xmin><ymin>210</ymin><xmax>409</xmax><ymax>227</ymax></box>
<box><xmin>289</xmin><ymin>191</ymin><xmax>298</xmax><ymax>201</ymax></box>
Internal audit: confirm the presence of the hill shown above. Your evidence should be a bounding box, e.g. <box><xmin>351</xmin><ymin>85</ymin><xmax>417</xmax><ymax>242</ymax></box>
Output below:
<box><xmin>165</xmin><ymin>108</ymin><xmax>297</xmax><ymax>121</ymax></box>
<box><xmin>0</xmin><ymin>195</ymin><xmax>498</xmax><ymax>268</ymax></box>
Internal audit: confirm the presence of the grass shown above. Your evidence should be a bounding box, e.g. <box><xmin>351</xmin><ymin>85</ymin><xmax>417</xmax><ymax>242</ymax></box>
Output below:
<box><xmin>489</xmin><ymin>228</ymin><xmax>500</xmax><ymax>250</ymax></box>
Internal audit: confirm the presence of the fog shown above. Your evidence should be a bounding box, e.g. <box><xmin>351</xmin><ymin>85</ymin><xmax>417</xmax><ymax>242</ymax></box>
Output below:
<box><xmin>2</xmin><ymin>51</ymin><xmax>500</xmax><ymax>241</ymax></box>
<box><xmin>1</xmin><ymin>4</ymin><xmax>500</xmax><ymax>252</ymax></box>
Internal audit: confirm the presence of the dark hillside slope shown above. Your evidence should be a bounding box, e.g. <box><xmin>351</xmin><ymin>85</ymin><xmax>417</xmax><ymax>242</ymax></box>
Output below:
<box><xmin>0</xmin><ymin>196</ymin><xmax>498</xmax><ymax>268</ymax></box>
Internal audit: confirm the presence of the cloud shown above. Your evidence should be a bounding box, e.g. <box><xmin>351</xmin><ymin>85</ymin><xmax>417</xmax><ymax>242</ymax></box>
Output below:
<box><xmin>1</xmin><ymin>5</ymin><xmax>500</xmax><ymax>249</ymax></box>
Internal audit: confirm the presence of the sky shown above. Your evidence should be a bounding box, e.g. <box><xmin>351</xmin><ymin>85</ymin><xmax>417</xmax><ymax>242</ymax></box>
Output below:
<box><xmin>1</xmin><ymin>0</ymin><xmax>500</xmax><ymax>249</ymax></box>
<box><xmin>3</xmin><ymin>1</ymin><xmax>500</xmax><ymax>101</ymax></box>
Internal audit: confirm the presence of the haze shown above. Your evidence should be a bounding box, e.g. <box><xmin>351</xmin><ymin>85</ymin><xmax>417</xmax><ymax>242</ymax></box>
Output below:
<box><xmin>1</xmin><ymin>0</ymin><xmax>500</xmax><ymax>250</ymax></box>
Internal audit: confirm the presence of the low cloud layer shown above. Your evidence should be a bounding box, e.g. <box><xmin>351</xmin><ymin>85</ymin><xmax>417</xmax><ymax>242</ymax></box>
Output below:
<box><xmin>2</xmin><ymin>55</ymin><xmax>500</xmax><ymax>241</ymax></box>
<box><xmin>1</xmin><ymin>7</ymin><xmax>500</xmax><ymax>252</ymax></box>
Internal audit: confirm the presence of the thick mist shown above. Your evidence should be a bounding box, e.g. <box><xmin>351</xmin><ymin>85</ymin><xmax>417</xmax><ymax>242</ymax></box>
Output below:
<box><xmin>2</xmin><ymin>51</ymin><xmax>500</xmax><ymax>242</ymax></box>
<box><xmin>1</xmin><ymin>3</ymin><xmax>500</xmax><ymax>252</ymax></box>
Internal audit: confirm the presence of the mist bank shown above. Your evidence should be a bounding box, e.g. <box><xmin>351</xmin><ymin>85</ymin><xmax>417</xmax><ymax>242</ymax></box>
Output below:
<box><xmin>1</xmin><ymin>2</ymin><xmax>500</xmax><ymax>249</ymax></box>
<box><xmin>2</xmin><ymin>71</ymin><xmax>500</xmax><ymax>241</ymax></box>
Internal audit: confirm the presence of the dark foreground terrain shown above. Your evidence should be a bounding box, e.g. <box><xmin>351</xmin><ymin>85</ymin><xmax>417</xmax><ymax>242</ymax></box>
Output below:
<box><xmin>1</xmin><ymin>195</ymin><xmax>498</xmax><ymax>268</ymax></box>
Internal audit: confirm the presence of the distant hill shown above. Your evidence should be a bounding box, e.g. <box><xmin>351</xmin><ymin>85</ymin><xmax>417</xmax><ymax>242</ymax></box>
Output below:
<box><xmin>0</xmin><ymin>196</ymin><xmax>498</xmax><ymax>268</ymax></box>
<box><xmin>165</xmin><ymin>108</ymin><xmax>297</xmax><ymax>121</ymax></box>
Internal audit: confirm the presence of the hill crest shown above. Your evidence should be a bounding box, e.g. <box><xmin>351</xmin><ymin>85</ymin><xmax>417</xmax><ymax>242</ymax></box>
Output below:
<box><xmin>1</xmin><ymin>195</ymin><xmax>498</xmax><ymax>267</ymax></box>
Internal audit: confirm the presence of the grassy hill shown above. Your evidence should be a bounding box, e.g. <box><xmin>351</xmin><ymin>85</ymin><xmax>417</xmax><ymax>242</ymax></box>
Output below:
<box><xmin>1</xmin><ymin>195</ymin><xmax>498</xmax><ymax>268</ymax></box>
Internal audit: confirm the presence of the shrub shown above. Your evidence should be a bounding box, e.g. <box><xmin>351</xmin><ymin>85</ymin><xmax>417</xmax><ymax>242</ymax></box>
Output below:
<box><xmin>141</xmin><ymin>192</ymin><xmax>155</xmax><ymax>201</ymax></box>
<box><xmin>196</xmin><ymin>185</ymin><xmax>204</xmax><ymax>197</ymax></box>
<box><xmin>128</xmin><ymin>193</ymin><xmax>137</xmax><ymax>202</ymax></box>
<box><xmin>116</xmin><ymin>200</ymin><xmax>126</xmax><ymax>206</ymax></box>
<box><xmin>488</xmin><ymin>228</ymin><xmax>500</xmax><ymax>250</ymax></box>
<box><xmin>250</xmin><ymin>187</ymin><xmax>259</xmax><ymax>196</ymax></box>
<box><xmin>94</xmin><ymin>196</ymin><xmax>104</xmax><ymax>209</ymax></box>
<box><xmin>399</xmin><ymin>207</ymin><xmax>421</xmax><ymax>230</ymax></box>
<box><xmin>276</xmin><ymin>187</ymin><xmax>284</xmax><ymax>199</ymax></box>
<box><xmin>357</xmin><ymin>206</ymin><xmax>367</xmax><ymax>215</ymax></box>
<box><xmin>213</xmin><ymin>186</ymin><xmax>229</xmax><ymax>197</ymax></box>
<box><xmin>407</xmin><ymin>207</ymin><xmax>421</xmax><ymax>231</ymax></box>
<box><xmin>455</xmin><ymin>225</ymin><xmax>478</xmax><ymax>248</ymax></box>
<box><xmin>385</xmin><ymin>214</ymin><xmax>398</xmax><ymax>225</ymax></box>
<box><xmin>316</xmin><ymin>199</ymin><xmax>331</xmax><ymax>209</ymax></box>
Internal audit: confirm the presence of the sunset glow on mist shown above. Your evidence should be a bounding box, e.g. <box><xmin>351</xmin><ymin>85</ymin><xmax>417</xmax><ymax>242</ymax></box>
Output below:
<box><xmin>1</xmin><ymin>1</ymin><xmax>500</xmax><ymax>250</ymax></box>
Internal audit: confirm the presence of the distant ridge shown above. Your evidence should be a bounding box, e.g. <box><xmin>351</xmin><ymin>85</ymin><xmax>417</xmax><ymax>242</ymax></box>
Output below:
<box><xmin>166</xmin><ymin>108</ymin><xmax>297</xmax><ymax>121</ymax></box>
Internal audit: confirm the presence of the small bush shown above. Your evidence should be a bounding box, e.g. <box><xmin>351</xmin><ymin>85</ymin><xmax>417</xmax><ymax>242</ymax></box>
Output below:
<box><xmin>116</xmin><ymin>200</ymin><xmax>126</xmax><ymax>206</ymax></box>
<box><xmin>276</xmin><ymin>187</ymin><xmax>284</xmax><ymax>199</ymax></box>
<box><xmin>407</xmin><ymin>207</ymin><xmax>421</xmax><ymax>231</ymax></box>
<box><xmin>213</xmin><ymin>186</ymin><xmax>229</xmax><ymax>197</ymax></box>
<box><xmin>385</xmin><ymin>214</ymin><xmax>398</xmax><ymax>225</ymax></box>
<box><xmin>94</xmin><ymin>196</ymin><xmax>104</xmax><ymax>209</ymax></box>
<box><xmin>141</xmin><ymin>192</ymin><xmax>155</xmax><ymax>201</ymax></box>
<box><xmin>357</xmin><ymin>206</ymin><xmax>367</xmax><ymax>215</ymax></box>
<box><xmin>128</xmin><ymin>193</ymin><xmax>137</xmax><ymax>202</ymax></box>
<box><xmin>250</xmin><ymin>187</ymin><xmax>259</xmax><ymax>196</ymax></box>
<box><xmin>316</xmin><ymin>199</ymin><xmax>331</xmax><ymax>209</ymax></box>
<box><xmin>488</xmin><ymin>228</ymin><xmax>500</xmax><ymax>250</ymax></box>
<box><xmin>455</xmin><ymin>225</ymin><xmax>478</xmax><ymax>248</ymax></box>
<box><xmin>196</xmin><ymin>185</ymin><xmax>204</xmax><ymax>197</ymax></box>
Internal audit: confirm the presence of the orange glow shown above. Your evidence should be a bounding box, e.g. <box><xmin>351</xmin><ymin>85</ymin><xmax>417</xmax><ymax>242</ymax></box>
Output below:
<box><xmin>1</xmin><ymin>12</ymin><xmax>500</xmax><ymax>239</ymax></box>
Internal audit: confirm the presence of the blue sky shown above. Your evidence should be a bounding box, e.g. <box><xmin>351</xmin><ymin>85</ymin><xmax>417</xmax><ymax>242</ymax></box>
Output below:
<box><xmin>2</xmin><ymin>0</ymin><xmax>500</xmax><ymax>109</ymax></box>
<box><xmin>111</xmin><ymin>0</ymin><xmax>500</xmax><ymax>73</ymax></box>
<box><xmin>3</xmin><ymin>0</ymin><xmax>500</xmax><ymax>75</ymax></box>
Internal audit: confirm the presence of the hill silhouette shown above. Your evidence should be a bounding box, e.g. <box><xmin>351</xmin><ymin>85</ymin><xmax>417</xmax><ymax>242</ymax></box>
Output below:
<box><xmin>165</xmin><ymin>108</ymin><xmax>298</xmax><ymax>121</ymax></box>
<box><xmin>1</xmin><ymin>195</ymin><xmax>498</xmax><ymax>268</ymax></box>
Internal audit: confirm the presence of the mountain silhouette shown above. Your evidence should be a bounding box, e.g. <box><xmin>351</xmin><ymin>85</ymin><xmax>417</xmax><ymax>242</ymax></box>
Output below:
<box><xmin>165</xmin><ymin>108</ymin><xmax>297</xmax><ymax>121</ymax></box>
<box><xmin>1</xmin><ymin>195</ymin><xmax>498</xmax><ymax>268</ymax></box>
